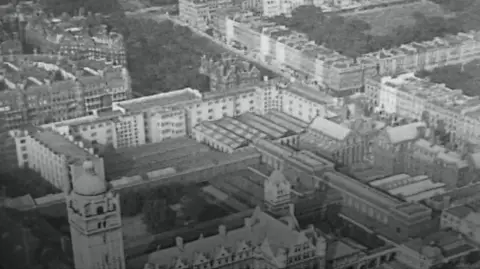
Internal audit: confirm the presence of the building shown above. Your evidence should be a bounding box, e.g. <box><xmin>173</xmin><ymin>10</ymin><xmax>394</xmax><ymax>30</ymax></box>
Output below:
<box><xmin>369</xmin><ymin>174</ymin><xmax>446</xmax><ymax>203</ymax></box>
<box><xmin>262</xmin><ymin>0</ymin><xmax>306</xmax><ymax>17</ymax></box>
<box><xmin>300</xmin><ymin>116</ymin><xmax>368</xmax><ymax>166</ymax></box>
<box><xmin>215</xmin><ymin>11</ymin><xmax>377</xmax><ymax>96</ymax></box>
<box><xmin>0</xmin><ymin>53</ymin><xmax>131</xmax><ymax>130</ymax></box>
<box><xmin>10</xmin><ymin>125</ymin><xmax>105</xmax><ymax>191</ymax></box>
<box><xmin>143</xmin><ymin>206</ymin><xmax>328</xmax><ymax>269</ymax></box>
<box><xmin>319</xmin><ymin>170</ymin><xmax>434</xmax><ymax>243</ymax></box>
<box><xmin>373</xmin><ymin>122</ymin><xmax>473</xmax><ymax>188</ymax></box>
<box><xmin>179</xmin><ymin>0</ymin><xmax>233</xmax><ymax>30</ymax></box>
<box><xmin>25</xmin><ymin>10</ymin><xmax>126</xmax><ymax>65</ymax></box>
<box><xmin>66</xmin><ymin>159</ymin><xmax>126</xmax><ymax>269</ymax></box>
<box><xmin>441</xmin><ymin>204</ymin><xmax>480</xmax><ymax>244</ymax></box>
<box><xmin>367</xmin><ymin>72</ymin><xmax>480</xmax><ymax>145</ymax></box>
<box><xmin>426</xmin><ymin>183</ymin><xmax>480</xmax><ymax>211</ymax></box>
<box><xmin>199</xmin><ymin>53</ymin><xmax>261</xmax><ymax>92</ymax></box>
<box><xmin>396</xmin><ymin>230</ymin><xmax>476</xmax><ymax>269</ymax></box>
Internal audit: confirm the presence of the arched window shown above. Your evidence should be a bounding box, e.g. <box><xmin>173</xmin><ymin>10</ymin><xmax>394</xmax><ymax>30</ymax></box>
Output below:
<box><xmin>97</xmin><ymin>206</ymin><xmax>104</xmax><ymax>215</ymax></box>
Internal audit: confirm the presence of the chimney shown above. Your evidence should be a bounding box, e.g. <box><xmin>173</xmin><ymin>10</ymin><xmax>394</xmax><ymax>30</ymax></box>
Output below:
<box><xmin>416</xmin><ymin>126</ymin><xmax>426</xmax><ymax>139</ymax></box>
<box><xmin>442</xmin><ymin>195</ymin><xmax>451</xmax><ymax>209</ymax></box>
<box><xmin>175</xmin><ymin>236</ymin><xmax>184</xmax><ymax>250</ymax></box>
<box><xmin>218</xmin><ymin>225</ymin><xmax>226</xmax><ymax>236</ymax></box>
<box><xmin>263</xmin><ymin>76</ymin><xmax>268</xmax><ymax>82</ymax></box>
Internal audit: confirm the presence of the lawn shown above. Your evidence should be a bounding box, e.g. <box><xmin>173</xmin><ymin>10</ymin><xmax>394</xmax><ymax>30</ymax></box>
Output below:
<box><xmin>344</xmin><ymin>1</ymin><xmax>453</xmax><ymax>36</ymax></box>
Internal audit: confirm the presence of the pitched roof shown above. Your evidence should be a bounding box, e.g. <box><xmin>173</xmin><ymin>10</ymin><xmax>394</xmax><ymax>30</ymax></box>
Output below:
<box><xmin>309</xmin><ymin>116</ymin><xmax>351</xmax><ymax>141</ymax></box>
<box><xmin>146</xmin><ymin>207</ymin><xmax>310</xmax><ymax>268</ymax></box>
<box><xmin>384</xmin><ymin>122</ymin><xmax>426</xmax><ymax>144</ymax></box>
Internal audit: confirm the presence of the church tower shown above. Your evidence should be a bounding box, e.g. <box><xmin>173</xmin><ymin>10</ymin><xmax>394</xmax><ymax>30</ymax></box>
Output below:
<box><xmin>66</xmin><ymin>160</ymin><xmax>126</xmax><ymax>269</ymax></box>
<box><xmin>264</xmin><ymin>170</ymin><xmax>292</xmax><ymax>217</ymax></box>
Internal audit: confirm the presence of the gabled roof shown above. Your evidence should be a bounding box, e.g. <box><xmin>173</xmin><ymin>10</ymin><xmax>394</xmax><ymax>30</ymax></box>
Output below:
<box><xmin>309</xmin><ymin>116</ymin><xmax>351</xmax><ymax>141</ymax></box>
<box><xmin>146</xmin><ymin>207</ymin><xmax>310</xmax><ymax>268</ymax></box>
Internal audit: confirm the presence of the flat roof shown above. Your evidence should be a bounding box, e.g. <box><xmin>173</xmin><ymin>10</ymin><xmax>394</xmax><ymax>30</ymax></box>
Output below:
<box><xmin>114</xmin><ymin>88</ymin><xmax>202</xmax><ymax>112</ymax></box>
<box><xmin>195</xmin><ymin>121</ymin><xmax>246</xmax><ymax>149</ymax></box>
<box><xmin>237</xmin><ymin>113</ymin><xmax>286</xmax><ymax>138</ymax></box>
<box><xmin>30</xmin><ymin>127</ymin><xmax>96</xmax><ymax>164</ymax></box>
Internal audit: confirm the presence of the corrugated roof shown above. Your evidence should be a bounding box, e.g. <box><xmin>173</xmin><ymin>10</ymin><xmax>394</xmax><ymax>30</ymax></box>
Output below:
<box><xmin>309</xmin><ymin>117</ymin><xmax>351</xmax><ymax>141</ymax></box>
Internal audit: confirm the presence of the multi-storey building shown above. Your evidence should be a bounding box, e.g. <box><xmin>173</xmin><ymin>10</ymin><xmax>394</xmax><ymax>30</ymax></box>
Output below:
<box><xmin>199</xmin><ymin>53</ymin><xmax>261</xmax><ymax>92</ymax></box>
<box><xmin>0</xmin><ymin>54</ymin><xmax>131</xmax><ymax>130</ymax></box>
<box><xmin>144</xmin><ymin>206</ymin><xmax>328</xmax><ymax>269</ymax></box>
<box><xmin>262</xmin><ymin>0</ymin><xmax>306</xmax><ymax>17</ymax></box>
<box><xmin>216</xmin><ymin>11</ymin><xmax>378</xmax><ymax>96</ymax></box>
<box><xmin>368</xmin><ymin>73</ymin><xmax>480</xmax><ymax>145</ymax></box>
<box><xmin>361</xmin><ymin>32</ymin><xmax>480</xmax><ymax>77</ymax></box>
<box><xmin>179</xmin><ymin>0</ymin><xmax>233</xmax><ymax>30</ymax></box>
<box><xmin>441</xmin><ymin>204</ymin><xmax>480</xmax><ymax>245</ymax></box>
<box><xmin>9</xmin><ymin>124</ymin><xmax>105</xmax><ymax>191</ymax></box>
<box><xmin>25</xmin><ymin>10</ymin><xmax>126</xmax><ymax>65</ymax></box>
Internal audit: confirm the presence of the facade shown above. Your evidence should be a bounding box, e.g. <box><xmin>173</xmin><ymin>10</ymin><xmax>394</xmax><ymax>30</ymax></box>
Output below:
<box><xmin>66</xmin><ymin>159</ymin><xmax>126</xmax><ymax>269</ymax></box>
<box><xmin>10</xmin><ymin>125</ymin><xmax>104</xmax><ymax>191</ymax></box>
<box><xmin>301</xmin><ymin>116</ymin><xmax>368</xmax><ymax>166</ymax></box>
<box><xmin>144</xmin><ymin>206</ymin><xmax>327</xmax><ymax>269</ymax></box>
<box><xmin>214</xmin><ymin>11</ymin><xmax>377</xmax><ymax>96</ymax></box>
<box><xmin>25</xmin><ymin>10</ymin><xmax>126</xmax><ymax>65</ymax></box>
<box><xmin>372</xmin><ymin>122</ymin><xmax>473</xmax><ymax>188</ymax></box>
<box><xmin>179</xmin><ymin>0</ymin><xmax>233</xmax><ymax>30</ymax></box>
<box><xmin>262</xmin><ymin>0</ymin><xmax>306</xmax><ymax>17</ymax></box>
<box><xmin>426</xmin><ymin>182</ymin><xmax>480</xmax><ymax>211</ymax></box>
<box><xmin>199</xmin><ymin>54</ymin><xmax>261</xmax><ymax>92</ymax></box>
<box><xmin>0</xmin><ymin>54</ymin><xmax>131</xmax><ymax>130</ymax></box>
<box><xmin>367</xmin><ymin>72</ymin><xmax>480</xmax><ymax>145</ymax></box>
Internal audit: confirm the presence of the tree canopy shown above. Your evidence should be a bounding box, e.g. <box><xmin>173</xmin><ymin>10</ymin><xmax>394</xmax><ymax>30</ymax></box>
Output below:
<box><xmin>40</xmin><ymin>0</ymin><xmax>122</xmax><ymax>16</ymax></box>
<box><xmin>415</xmin><ymin>61</ymin><xmax>480</xmax><ymax>97</ymax></box>
<box><xmin>271</xmin><ymin>5</ymin><xmax>479</xmax><ymax>57</ymax></box>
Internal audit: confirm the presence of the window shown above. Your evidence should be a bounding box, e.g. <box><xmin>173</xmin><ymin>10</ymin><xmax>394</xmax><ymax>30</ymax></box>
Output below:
<box><xmin>97</xmin><ymin>206</ymin><xmax>104</xmax><ymax>215</ymax></box>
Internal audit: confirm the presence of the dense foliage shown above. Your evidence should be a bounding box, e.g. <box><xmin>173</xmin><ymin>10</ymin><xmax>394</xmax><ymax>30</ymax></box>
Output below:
<box><xmin>0</xmin><ymin>168</ymin><xmax>61</xmax><ymax>198</ymax></box>
<box><xmin>271</xmin><ymin>3</ymin><xmax>480</xmax><ymax>57</ymax></box>
<box><xmin>416</xmin><ymin>61</ymin><xmax>480</xmax><ymax>97</ymax></box>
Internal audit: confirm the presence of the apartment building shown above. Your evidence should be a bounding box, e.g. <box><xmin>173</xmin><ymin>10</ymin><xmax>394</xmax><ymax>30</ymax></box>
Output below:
<box><xmin>217</xmin><ymin>11</ymin><xmax>378</xmax><ymax>96</ymax></box>
<box><xmin>0</xmin><ymin>54</ymin><xmax>131</xmax><ymax>130</ymax></box>
<box><xmin>9</xmin><ymin>125</ymin><xmax>105</xmax><ymax>191</ymax></box>
<box><xmin>25</xmin><ymin>10</ymin><xmax>126</xmax><ymax>65</ymax></box>
<box><xmin>199</xmin><ymin>53</ymin><xmax>261</xmax><ymax>92</ymax></box>
<box><xmin>179</xmin><ymin>0</ymin><xmax>233</xmax><ymax>30</ymax></box>
<box><xmin>262</xmin><ymin>0</ymin><xmax>306</xmax><ymax>17</ymax></box>
<box><xmin>361</xmin><ymin>31</ymin><xmax>480</xmax><ymax>76</ymax></box>
<box><xmin>369</xmin><ymin>73</ymin><xmax>480</xmax><ymax>145</ymax></box>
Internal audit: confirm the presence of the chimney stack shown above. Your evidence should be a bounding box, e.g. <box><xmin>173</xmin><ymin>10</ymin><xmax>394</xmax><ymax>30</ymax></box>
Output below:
<box><xmin>288</xmin><ymin>203</ymin><xmax>295</xmax><ymax>217</ymax></box>
<box><xmin>244</xmin><ymin>217</ymin><xmax>251</xmax><ymax>228</ymax></box>
<box><xmin>175</xmin><ymin>236</ymin><xmax>183</xmax><ymax>250</ymax></box>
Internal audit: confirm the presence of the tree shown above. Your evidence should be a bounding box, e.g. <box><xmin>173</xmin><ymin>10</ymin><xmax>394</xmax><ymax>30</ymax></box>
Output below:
<box><xmin>120</xmin><ymin>191</ymin><xmax>145</xmax><ymax>217</ymax></box>
<box><xmin>0</xmin><ymin>168</ymin><xmax>61</xmax><ymax>198</ymax></box>
<box><xmin>141</xmin><ymin>197</ymin><xmax>175</xmax><ymax>234</ymax></box>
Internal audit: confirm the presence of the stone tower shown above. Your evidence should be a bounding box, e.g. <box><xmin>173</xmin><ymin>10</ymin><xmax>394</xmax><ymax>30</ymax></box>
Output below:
<box><xmin>264</xmin><ymin>170</ymin><xmax>292</xmax><ymax>217</ymax></box>
<box><xmin>66</xmin><ymin>160</ymin><xmax>126</xmax><ymax>269</ymax></box>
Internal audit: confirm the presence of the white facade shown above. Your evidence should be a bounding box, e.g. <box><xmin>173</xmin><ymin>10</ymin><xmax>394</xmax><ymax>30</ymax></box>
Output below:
<box><xmin>67</xmin><ymin>161</ymin><xmax>125</xmax><ymax>269</ymax></box>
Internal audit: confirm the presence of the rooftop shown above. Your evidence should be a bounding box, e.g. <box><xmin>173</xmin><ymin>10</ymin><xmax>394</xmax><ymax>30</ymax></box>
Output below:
<box><xmin>145</xmin><ymin>207</ymin><xmax>316</xmax><ymax>268</ymax></box>
<box><xmin>113</xmin><ymin>88</ymin><xmax>202</xmax><ymax>113</ymax></box>
<box><xmin>384</xmin><ymin>122</ymin><xmax>426</xmax><ymax>145</ymax></box>
<box><xmin>28</xmin><ymin>126</ymin><xmax>97</xmax><ymax>165</ymax></box>
<box><xmin>309</xmin><ymin>116</ymin><xmax>351</xmax><ymax>141</ymax></box>
<box><xmin>444</xmin><ymin>205</ymin><xmax>476</xmax><ymax>219</ymax></box>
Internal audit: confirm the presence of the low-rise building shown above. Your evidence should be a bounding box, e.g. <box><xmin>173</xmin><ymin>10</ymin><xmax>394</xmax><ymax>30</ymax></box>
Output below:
<box><xmin>426</xmin><ymin>183</ymin><xmax>480</xmax><ymax>211</ymax></box>
<box><xmin>179</xmin><ymin>0</ymin><xmax>233</xmax><ymax>30</ymax></box>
